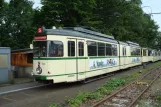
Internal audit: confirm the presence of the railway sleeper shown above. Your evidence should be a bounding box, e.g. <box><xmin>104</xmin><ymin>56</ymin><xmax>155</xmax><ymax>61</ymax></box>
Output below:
<box><xmin>111</xmin><ymin>98</ymin><xmax>130</xmax><ymax>104</ymax></box>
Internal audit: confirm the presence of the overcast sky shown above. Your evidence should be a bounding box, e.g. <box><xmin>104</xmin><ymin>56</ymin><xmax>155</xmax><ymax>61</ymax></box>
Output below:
<box><xmin>5</xmin><ymin>0</ymin><xmax>161</xmax><ymax>31</ymax></box>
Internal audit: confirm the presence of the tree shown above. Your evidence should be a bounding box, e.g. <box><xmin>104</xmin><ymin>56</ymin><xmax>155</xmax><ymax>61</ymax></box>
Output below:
<box><xmin>0</xmin><ymin>0</ymin><xmax>35</xmax><ymax>49</ymax></box>
<box><xmin>36</xmin><ymin>0</ymin><xmax>96</xmax><ymax>28</ymax></box>
<box><xmin>92</xmin><ymin>0</ymin><xmax>159</xmax><ymax>47</ymax></box>
<box><xmin>1</xmin><ymin>0</ymin><xmax>159</xmax><ymax>49</ymax></box>
<box><xmin>0</xmin><ymin>0</ymin><xmax>9</xmax><ymax>47</ymax></box>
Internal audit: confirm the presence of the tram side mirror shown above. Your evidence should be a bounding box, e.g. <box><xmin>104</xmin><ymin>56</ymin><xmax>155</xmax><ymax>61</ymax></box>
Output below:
<box><xmin>30</xmin><ymin>44</ymin><xmax>33</xmax><ymax>49</ymax></box>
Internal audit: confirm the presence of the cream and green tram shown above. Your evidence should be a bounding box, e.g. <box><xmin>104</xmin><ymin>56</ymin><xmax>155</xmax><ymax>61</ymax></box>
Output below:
<box><xmin>31</xmin><ymin>27</ymin><xmax>120</xmax><ymax>83</ymax></box>
<box><xmin>118</xmin><ymin>41</ymin><xmax>130</xmax><ymax>69</ymax></box>
<box><xmin>141</xmin><ymin>48</ymin><xmax>153</xmax><ymax>63</ymax></box>
<box><xmin>152</xmin><ymin>49</ymin><xmax>158</xmax><ymax>62</ymax></box>
<box><xmin>126</xmin><ymin>41</ymin><xmax>142</xmax><ymax>67</ymax></box>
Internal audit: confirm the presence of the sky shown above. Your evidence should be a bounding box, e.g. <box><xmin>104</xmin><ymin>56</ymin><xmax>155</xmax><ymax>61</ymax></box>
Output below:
<box><xmin>141</xmin><ymin>0</ymin><xmax>161</xmax><ymax>31</ymax></box>
<box><xmin>5</xmin><ymin>0</ymin><xmax>161</xmax><ymax>31</ymax></box>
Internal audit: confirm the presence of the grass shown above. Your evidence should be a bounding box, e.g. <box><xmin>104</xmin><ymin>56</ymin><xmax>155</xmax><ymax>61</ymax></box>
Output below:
<box><xmin>50</xmin><ymin>61</ymin><xmax>161</xmax><ymax>107</ymax></box>
<box><xmin>154</xmin><ymin>88</ymin><xmax>161</xmax><ymax>106</ymax></box>
<box><xmin>137</xmin><ymin>90</ymin><xmax>161</xmax><ymax>107</ymax></box>
<box><xmin>156</xmin><ymin>92</ymin><xmax>161</xmax><ymax>102</ymax></box>
<box><xmin>49</xmin><ymin>104</ymin><xmax>58</xmax><ymax>107</ymax></box>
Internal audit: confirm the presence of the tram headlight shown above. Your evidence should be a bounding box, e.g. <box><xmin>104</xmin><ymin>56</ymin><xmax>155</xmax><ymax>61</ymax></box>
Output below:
<box><xmin>36</xmin><ymin>67</ymin><xmax>42</xmax><ymax>74</ymax></box>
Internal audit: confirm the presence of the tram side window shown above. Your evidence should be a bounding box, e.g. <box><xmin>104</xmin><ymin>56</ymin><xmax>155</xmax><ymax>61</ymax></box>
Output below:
<box><xmin>68</xmin><ymin>41</ymin><xmax>75</xmax><ymax>56</ymax></box>
<box><xmin>106</xmin><ymin>44</ymin><xmax>112</xmax><ymax>56</ymax></box>
<box><xmin>98</xmin><ymin>43</ymin><xmax>105</xmax><ymax>56</ymax></box>
<box><xmin>131</xmin><ymin>48</ymin><xmax>134</xmax><ymax>56</ymax></box>
<box><xmin>49</xmin><ymin>41</ymin><xmax>63</xmax><ymax>57</ymax></box>
<box><xmin>112</xmin><ymin>44</ymin><xmax>117</xmax><ymax>56</ymax></box>
<box><xmin>124</xmin><ymin>48</ymin><xmax>126</xmax><ymax>56</ymax></box>
<box><xmin>137</xmin><ymin>49</ymin><xmax>141</xmax><ymax>56</ymax></box>
<box><xmin>135</xmin><ymin>49</ymin><xmax>140</xmax><ymax>56</ymax></box>
<box><xmin>122</xmin><ymin>48</ymin><xmax>124</xmax><ymax>56</ymax></box>
<box><xmin>154</xmin><ymin>52</ymin><xmax>156</xmax><ymax>56</ymax></box>
<box><xmin>122</xmin><ymin>47</ymin><xmax>126</xmax><ymax>56</ymax></box>
<box><xmin>148</xmin><ymin>50</ymin><xmax>152</xmax><ymax>56</ymax></box>
<box><xmin>143</xmin><ymin>49</ymin><xmax>146</xmax><ymax>56</ymax></box>
<box><xmin>79</xmin><ymin>42</ymin><xmax>84</xmax><ymax>56</ymax></box>
<box><xmin>87</xmin><ymin>41</ymin><xmax>97</xmax><ymax>56</ymax></box>
<box><xmin>131</xmin><ymin>48</ymin><xmax>140</xmax><ymax>56</ymax></box>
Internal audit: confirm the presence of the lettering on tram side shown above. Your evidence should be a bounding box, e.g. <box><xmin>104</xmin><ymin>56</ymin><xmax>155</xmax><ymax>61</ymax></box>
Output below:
<box><xmin>89</xmin><ymin>58</ymin><xmax>117</xmax><ymax>70</ymax></box>
<box><xmin>132</xmin><ymin>57</ymin><xmax>140</xmax><ymax>63</ymax></box>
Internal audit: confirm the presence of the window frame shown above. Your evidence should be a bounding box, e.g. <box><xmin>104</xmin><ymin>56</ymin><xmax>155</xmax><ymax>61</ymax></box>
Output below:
<box><xmin>122</xmin><ymin>47</ymin><xmax>126</xmax><ymax>56</ymax></box>
<box><xmin>106</xmin><ymin>43</ymin><xmax>112</xmax><ymax>56</ymax></box>
<box><xmin>143</xmin><ymin>49</ymin><xmax>147</xmax><ymax>56</ymax></box>
<box><xmin>87</xmin><ymin>41</ymin><xmax>97</xmax><ymax>56</ymax></box>
<box><xmin>68</xmin><ymin>41</ymin><xmax>76</xmax><ymax>57</ymax></box>
<box><xmin>33</xmin><ymin>40</ymin><xmax>48</xmax><ymax>57</ymax></box>
<box><xmin>78</xmin><ymin>42</ymin><xmax>84</xmax><ymax>56</ymax></box>
<box><xmin>98</xmin><ymin>42</ymin><xmax>105</xmax><ymax>56</ymax></box>
<box><xmin>48</xmin><ymin>40</ymin><xmax>64</xmax><ymax>57</ymax></box>
<box><xmin>112</xmin><ymin>44</ymin><xmax>117</xmax><ymax>56</ymax></box>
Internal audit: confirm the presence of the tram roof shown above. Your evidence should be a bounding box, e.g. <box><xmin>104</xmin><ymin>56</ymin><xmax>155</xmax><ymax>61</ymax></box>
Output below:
<box><xmin>126</xmin><ymin>41</ymin><xmax>140</xmax><ymax>47</ymax></box>
<box><xmin>142</xmin><ymin>47</ymin><xmax>152</xmax><ymax>50</ymax></box>
<box><xmin>43</xmin><ymin>27</ymin><xmax>118</xmax><ymax>43</ymax></box>
<box><xmin>118</xmin><ymin>41</ymin><xmax>129</xmax><ymax>45</ymax></box>
<box><xmin>62</xmin><ymin>27</ymin><xmax>115</xmax><ymax>39</ymax></box>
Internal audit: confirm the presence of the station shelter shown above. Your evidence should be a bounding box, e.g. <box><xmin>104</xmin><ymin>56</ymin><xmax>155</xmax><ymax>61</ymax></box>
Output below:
<box><xmin>11</xmin><ymin>48</ymin><xmax>33</xmax><ymax>77</ymax></box>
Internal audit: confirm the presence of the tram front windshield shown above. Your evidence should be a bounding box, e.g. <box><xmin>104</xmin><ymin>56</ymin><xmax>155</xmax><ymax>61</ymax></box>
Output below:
<box><xmin>33</xmin><ymin>41</ymin><xmax>47</xmax><ymax>57</ymax></box>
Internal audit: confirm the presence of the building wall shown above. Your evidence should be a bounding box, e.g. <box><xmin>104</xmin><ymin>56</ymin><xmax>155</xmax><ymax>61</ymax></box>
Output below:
<box><xmin>11</xmin><ymin>52</ymin><xmax>32</xmax><ymax>67</ymax></box>
<box><xmin>12</xmin><ymin>66</ymin><xmax>32</xmax><ymax>78</ymax></box>
<box><xmin>11</xmin><ymin>51</ymin><xmax>33</xmax><ymax>77</ymax></box>
<box><xmin>0</xmin><ymin>47</ymin><xmax>11</xmax><ymax>83</ymax></box>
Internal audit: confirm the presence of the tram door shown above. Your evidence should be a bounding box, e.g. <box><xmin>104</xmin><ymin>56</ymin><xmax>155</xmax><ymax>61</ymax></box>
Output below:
<box><xmin>123</xmin><ymin>47</ymin><xmax>127</xmax><ymax>68</ymax></box>
<box><xmin>67</xmin><ymin>38</ymin><xmax>86</xmax><ymax>81</ymax></box>
<box><xmin>77</xmin><ymin>39</ymin><xmax>86</xmax><ymax>81</ymax></box>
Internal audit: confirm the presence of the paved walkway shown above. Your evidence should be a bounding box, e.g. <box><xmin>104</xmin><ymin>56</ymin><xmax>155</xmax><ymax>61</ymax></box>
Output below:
<box><xmin>0</xmin><ymin>78</ymin><xmax>45</xmax><ymax>95</ymax></box>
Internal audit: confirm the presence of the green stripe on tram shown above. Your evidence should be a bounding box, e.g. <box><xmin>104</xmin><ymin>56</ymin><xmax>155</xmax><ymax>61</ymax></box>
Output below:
<box><xmin>89</xmin><ymin>56</ymin><xmax>119</xmax><ymax>59</ymax></box>
<box><xmin>33</xmin><ymin>56</ymin><xmax>141</xmax><ymax>60</ymax></box>
<box><xmin>33</xmin><ymin>57</ymin><xmax>88</xmax><ymax>60</ymax></box>
<box><xmin>33</xmin><ymin>62</ymin><xmax>141</xmax><ymax>79</ymax></box>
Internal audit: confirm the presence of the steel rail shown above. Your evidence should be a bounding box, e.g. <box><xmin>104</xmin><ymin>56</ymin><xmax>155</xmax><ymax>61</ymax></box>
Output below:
<box><xmin>128</xmin><ymin>69</ymin><xmax>161</xmax><ymax>107</ymax></box>
<box><xmin>91</xmin><ymin>67</ymin><xmax>161</xmax><ymax>107</ymax></box>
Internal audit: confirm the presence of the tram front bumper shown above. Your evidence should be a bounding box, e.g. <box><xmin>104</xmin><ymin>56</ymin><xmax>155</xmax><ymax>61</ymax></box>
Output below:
<box><xmin>33</xmin><ymin>75</ymin><xmax>47</xmax><ymax>80</ymax></box>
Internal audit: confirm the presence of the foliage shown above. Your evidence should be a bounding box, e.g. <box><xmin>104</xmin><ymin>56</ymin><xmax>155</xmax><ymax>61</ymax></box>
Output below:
<box><xmin>156</xmin><ymin>92</ymin><xmax>161</xmax><ymax>102</ymax></box>
<box><xmin>66</xmin><ymin>92</ymin><xmax>89</xmax><ymax>107</ymax></box>
<box><xmin>0</xmin><ymin>0</ymin><xmax>35</xmax><ymax>49</ymax></box>
<box><xmin>36</xmin><ymin>0</ymin><xmax>159</xmax><ymax>49</ymax></box>
<box><xmin>49</xmin><ymin>104</ymin><xmax>58</xmax><ymax>107</ymax></box>
<box><xmin>0</xmin><ymin>0</ymin><xmax>160</xmax><ymax>49</ymax></box>
<box><xmin>37</xmin><ymin>0</ymin><xmax>96</xmax><ymax>28</ymax></box>
<box><xmin>65</xmin><ymin>78</ymin><xmax>126</xmax><ymax>107</ymax></box>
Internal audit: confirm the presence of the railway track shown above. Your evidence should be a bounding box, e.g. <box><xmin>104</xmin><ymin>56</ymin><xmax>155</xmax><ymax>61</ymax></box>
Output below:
<box><xmin>92</xmin><ymin>66</ymin><xmax>161</xmax><ymax>107</ymax></box>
